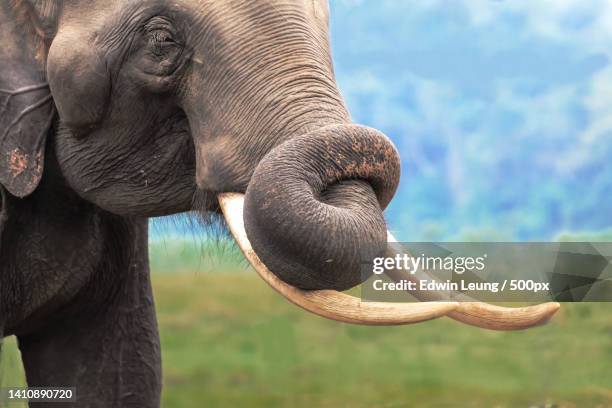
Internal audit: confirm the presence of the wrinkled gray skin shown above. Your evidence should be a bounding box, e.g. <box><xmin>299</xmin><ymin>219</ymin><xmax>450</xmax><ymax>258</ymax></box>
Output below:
<box><xmin>0</xmin><ymin>1</ymin><xmax>400</xmax><ymax>406</ymax></box>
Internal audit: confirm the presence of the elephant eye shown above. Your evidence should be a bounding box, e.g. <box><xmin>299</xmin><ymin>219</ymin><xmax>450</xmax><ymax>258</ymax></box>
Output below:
<box><xmin>143</xmin><ymin>17</ymin><xmax>183</xmax><ymax>58</ymax></box>
<box><xmin>138</xmin><ymin>18</ymin><xmax>185</xmax><ymax>79</ymax></box>
<box><xmin>148</xmin><ymin>29</ymin><xmax>177</xmax><ymax>56</ymax></box>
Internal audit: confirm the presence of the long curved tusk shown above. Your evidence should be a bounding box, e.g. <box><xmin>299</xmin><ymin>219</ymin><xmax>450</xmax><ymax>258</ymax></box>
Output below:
<box><xmin>386</xmin><ymin>233</ymin><xmax>560</xmax><ymax>330</ymax></box>
<box><xmin>218</xmin><ymin>192</ymin><xmax>458</xmax><ymax>325</ymax></box>
<box><xmin>448</xmin><ymin>302</ymin><xmax>560</xmax><ymax>331</ymax></box>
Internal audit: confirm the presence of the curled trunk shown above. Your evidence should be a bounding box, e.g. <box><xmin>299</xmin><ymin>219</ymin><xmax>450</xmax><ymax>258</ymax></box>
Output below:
<box><xmin>244</xmin><ymin>124</ymin><xmax>400</xmax><ymax>290</ymax></box>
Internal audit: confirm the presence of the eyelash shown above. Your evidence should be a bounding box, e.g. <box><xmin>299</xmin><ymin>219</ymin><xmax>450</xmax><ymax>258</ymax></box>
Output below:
<box><xmin>145</xmin><ymin>28</ymin><xmax>181</xmax><ymax>58</ymax></box>
<box><xmin>150</xmin><ymin>30</ymin><xmax>175</xmax><ymax>44</ymax></box>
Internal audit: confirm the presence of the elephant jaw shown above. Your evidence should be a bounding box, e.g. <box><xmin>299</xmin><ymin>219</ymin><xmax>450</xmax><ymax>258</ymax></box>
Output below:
<box><xmin>218</xmin><ymin>193</ymin><xmax>560</xmax><ymax>330</ymax></box>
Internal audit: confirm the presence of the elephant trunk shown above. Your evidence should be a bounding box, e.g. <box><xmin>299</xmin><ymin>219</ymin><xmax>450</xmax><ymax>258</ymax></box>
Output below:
<box><xmin>243</xmin><ymin>124</ymin><xmax>401</xmax><ymax>291</ymax></box>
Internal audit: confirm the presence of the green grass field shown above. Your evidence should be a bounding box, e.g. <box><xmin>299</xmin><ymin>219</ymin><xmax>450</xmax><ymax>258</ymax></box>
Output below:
<box><xmin>2</xmin><ymin>240</ymin><xmax>612</xmax><ymax>407</ymax></box>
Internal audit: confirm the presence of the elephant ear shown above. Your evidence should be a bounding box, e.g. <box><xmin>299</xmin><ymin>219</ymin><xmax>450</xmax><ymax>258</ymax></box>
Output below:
<box><xmin>0</xmin><ymin>1</ymin><xmax>57</xmax><ymax>198</ymax></box>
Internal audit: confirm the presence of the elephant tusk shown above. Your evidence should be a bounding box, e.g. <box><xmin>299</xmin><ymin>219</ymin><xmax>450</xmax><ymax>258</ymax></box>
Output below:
<box><xmin>219</xmin><ymin>193</ymin><xmax>559</xmax><ymax>329</ymax></box>
<box><xmin>385</xmin><ymin>233</ymin><xmax>560</xmax><ymax>330</ymax></box>
<box><xmin>448</xmin><ymin>302</ymin><xmax>559</xmax><ymax>331</ymax></box>
<box><xmin>218</xmin><ymin>192</ymin><xmax>458</xmax><ymax>325</ymax></box>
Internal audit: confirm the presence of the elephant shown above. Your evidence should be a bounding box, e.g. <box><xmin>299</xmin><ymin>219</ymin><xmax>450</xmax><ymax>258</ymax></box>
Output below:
<box><xmin>0</xmin><ymin>1</ymin><xmax>559</xmax><ymax>407</ymax></box>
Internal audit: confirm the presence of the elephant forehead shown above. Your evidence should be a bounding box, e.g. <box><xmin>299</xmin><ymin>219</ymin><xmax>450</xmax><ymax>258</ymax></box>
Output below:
<box><xmin>58</xmin><ymin>0</ymin><xmax>328</xmax><ymax>21</ymax></box>
<box><xmin>183</xmin><ymin>0</ymin><xmax>330</xmax><ymax>42</ymax></box>
<box><xmin>192</xmin><ymin>0</ymin><xmax>328</xmax><ymax>19</ymax></box>
<box><xmin>54</xmin><ymin>0</ymin><xmax>330</xmax><ymax>53</ymax></box>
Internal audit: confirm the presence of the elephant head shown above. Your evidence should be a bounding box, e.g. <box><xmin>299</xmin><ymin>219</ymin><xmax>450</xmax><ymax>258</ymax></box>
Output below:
<box><xmin>1</xmin><ymin>0</ymin><xmax>558</xmax><ymax>329</ymax></box>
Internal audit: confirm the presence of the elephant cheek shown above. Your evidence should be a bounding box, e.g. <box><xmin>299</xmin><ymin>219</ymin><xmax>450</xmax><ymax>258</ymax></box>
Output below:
<box><xmin>195</xmin><ymin>138</ymin><xmax>251</xmax><ymax>193</ymax></box>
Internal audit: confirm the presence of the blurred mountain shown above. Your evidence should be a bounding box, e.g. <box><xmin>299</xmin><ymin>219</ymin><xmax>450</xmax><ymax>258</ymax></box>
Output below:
<box><xmin>329</xmin><ymin>0</ymin><xmax>612</xmax><ymax>240</ymax></box>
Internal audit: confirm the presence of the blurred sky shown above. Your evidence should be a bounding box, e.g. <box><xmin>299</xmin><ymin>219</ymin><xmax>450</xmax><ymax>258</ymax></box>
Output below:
<box><xmin>329</xmin><ymin>0</ymin><xmax>612</xmax><ymax>240</ymax></box>
<box><xmin>152</xmin><ymin>1</ymin><xmax>612</xmax><ymax>242</ymax></box>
